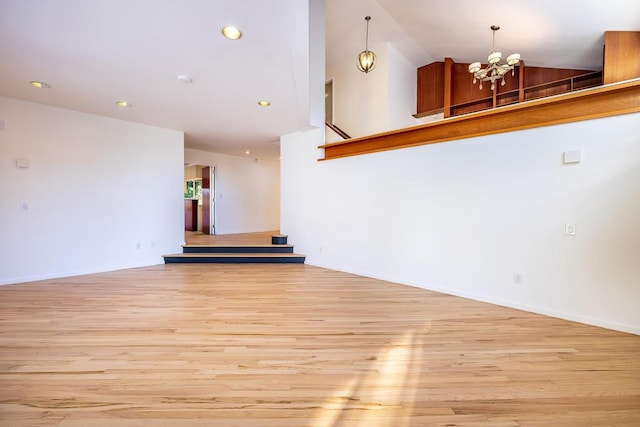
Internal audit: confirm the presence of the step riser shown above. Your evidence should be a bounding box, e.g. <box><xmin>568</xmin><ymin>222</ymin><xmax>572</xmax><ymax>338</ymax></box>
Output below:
<box><xmin>164</xmin><ymin>257</ymin><xmax>305</xmax><ymax>264</ymax></box>
<box><xmin>183</xmin><ymin>246</ymin><xmax>294</xmax><ymax>254</ymax></box>
<box><xmin>165</xmin><ymin>241</ymin><xmax>305</xmax><ymax>264</ymax></box>
<box><xmin>271</xmin><ymin>235</ymin><xmax>288</xmax><ymax>245</ymax></box>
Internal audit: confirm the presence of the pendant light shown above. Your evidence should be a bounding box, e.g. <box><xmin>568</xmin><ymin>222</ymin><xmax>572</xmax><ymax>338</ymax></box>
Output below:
<box><xmin>357</xmin><ymin>16</ymin><xmax>376</xmax><ymax>73</ymax></box>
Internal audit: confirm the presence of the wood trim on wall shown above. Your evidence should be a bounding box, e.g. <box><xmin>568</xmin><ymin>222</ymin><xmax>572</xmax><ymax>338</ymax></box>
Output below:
<box><xmin>319</xmin><ymin>79</ymin><xmax>640</xmax><ymax>161</ymax></box>
<box><xmin>603</xmin><ymin>31</ymin><xmax>640</xmax><ymax>84</ymax></box>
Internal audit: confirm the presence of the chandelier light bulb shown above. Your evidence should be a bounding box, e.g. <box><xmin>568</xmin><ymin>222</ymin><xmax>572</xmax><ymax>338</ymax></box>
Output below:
<box><xmin>357</xmin><ymin>50</ymin><xmax>376</xmax><ymax>73</ymax></box>
<box><xmin>507</xmin><ymin>53</ymin><xmax>521</xmax><ymax>66</ymax></box>
<box><xmin>469</xmin><ymin>62</ymin><xmax>481</xmax><ymax>74</ymax></box>
<box><xmin>488</xmin><ymin>51</ymin><xmax>502</xmax><ymax>64</ymax></box>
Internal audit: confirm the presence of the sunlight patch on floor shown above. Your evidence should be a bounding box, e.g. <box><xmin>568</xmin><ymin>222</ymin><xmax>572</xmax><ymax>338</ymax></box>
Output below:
<box><xmin>313</xmin><ymin>331</ymin><xmax>422</xmax><ymax>426</ymax></box>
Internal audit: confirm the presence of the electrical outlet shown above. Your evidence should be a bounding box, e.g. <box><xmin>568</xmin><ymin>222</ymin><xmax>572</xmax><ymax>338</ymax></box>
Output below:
<box><xmin>565</xmin><ymin>224</ymin><xmax>577</xmax><ymax>236</ymax></box>
<box><xmin>136</xmin><ymin>242</ymin><xmax>142</xmax><ymax>250</ymax></box>
<box><xmin>514</xmin><ymin>273</ymin><xmax>523</xmax><ymax>285</ymax></box>
<box><xmin>20</xmin><ymin>202</ymin><xmax>28</xmax><ymax>211</ymax></box>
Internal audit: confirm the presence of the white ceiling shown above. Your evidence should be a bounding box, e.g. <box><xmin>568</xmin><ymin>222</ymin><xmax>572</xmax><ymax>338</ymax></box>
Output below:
<box><xmin>326</xmin><ymin>0</ymin><xmax>640</xmax><ymax>70</ymax></box>
<box><xmin>2</xmin><ymin>0</ymin><xmax>639</xmax><ymax>161</ymax></box>
<box><xmin>0</xmin><ymin>0</ymin><xmax>309</xmax><ymax>161</ymax></box>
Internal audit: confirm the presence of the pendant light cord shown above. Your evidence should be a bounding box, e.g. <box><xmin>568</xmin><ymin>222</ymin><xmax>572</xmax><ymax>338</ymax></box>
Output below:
<box><xmin>365</xmin><ymin>16</ymin><xmax>371</xmax><ymax>52</ymax></box>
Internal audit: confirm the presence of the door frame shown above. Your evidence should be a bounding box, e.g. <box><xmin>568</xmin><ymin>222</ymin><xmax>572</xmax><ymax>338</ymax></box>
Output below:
<box><xmin>201</xmin><ymin>165</ymin><xmax>216</xmax><ymax>234</ymax></box>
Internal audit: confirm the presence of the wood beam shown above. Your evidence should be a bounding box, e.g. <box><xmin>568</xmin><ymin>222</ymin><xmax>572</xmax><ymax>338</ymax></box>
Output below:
<box><xmin>319</xmin><ymin>79</ymin><xmax>640</xmax><ymax>161</ymax></box>
<box><xmin>443</xmin><ymin>57</ymin><xmax>453</xmax><ymax>118</ymax></box>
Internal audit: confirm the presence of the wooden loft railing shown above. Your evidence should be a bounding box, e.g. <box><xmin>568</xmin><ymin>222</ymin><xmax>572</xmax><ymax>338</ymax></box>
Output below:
<box><xmin>415</xmin><ymin>58</ymin><xmax>604</xmax><ymax>119</ymax></box>
<box><xmin>444</xmin><ymin>69</ymin><xmax>603</xmax><ymax>117</ymax></box>
<box><xmin>522</xmin><ymin>71</ymin><xmax>603</xmax><ymax>101</ymax></box>
<box><xmin>319</xmin><ymin>79</ymin><xmax>640</xmax><ymax>161</ymax></box>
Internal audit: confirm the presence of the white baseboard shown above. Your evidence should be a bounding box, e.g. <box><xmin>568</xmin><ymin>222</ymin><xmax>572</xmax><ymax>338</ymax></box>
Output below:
<box><xmin>306</xmin><ymin>260</ymin><xmax>639</xmax><ymax>336</ymax></box>
<box><xmin>0</xmin><ymin>259</ymin><xmax>164</xmax><ymax>286</ymax></box>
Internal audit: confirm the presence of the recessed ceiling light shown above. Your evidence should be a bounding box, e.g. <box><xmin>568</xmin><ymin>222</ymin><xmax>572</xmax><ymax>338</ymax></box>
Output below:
<box><xmin>222</xmin><ymin>26</ymin><xmax>242</xmax><ymax>40</ymax></box>
<box><xmin>116</xmin><ymin>101</ymin><xmax>131</xmax><ymax>108</ymax></box>
<box><xmin>244</xmin><ymin>150</ymin><xmax>251</xmax><ymax>155</ymax></box>
<box><xmin>177</xmin><ymin>74</ymin><xmax>192</xmax><ymax>83</ymax></box>
<box><xmin>258</xmin><ymin>100</ymin><xmax>271</xmax><ymax>107</ymax></box>
<box><xmin>30</xmin><ymin>81</ymin><xmax>51</xmax><ymax>89</ymax></box>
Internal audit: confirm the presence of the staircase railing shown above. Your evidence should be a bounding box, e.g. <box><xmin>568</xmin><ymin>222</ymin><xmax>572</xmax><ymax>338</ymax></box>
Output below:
<box><xmin>325</xmin><ymin>122</ymin><xmax>351</xmax><ymax>140</ymax></box>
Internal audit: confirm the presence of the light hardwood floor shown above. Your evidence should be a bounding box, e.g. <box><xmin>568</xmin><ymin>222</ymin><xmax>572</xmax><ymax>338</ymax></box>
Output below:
<box><xmin>1</xmin><ymin>234</ymin><xmax>639</xmax><ymax>426</ymax></box>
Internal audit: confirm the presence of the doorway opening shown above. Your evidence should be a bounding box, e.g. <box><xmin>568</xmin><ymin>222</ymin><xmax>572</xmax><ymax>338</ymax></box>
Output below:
<box><xmin>184</xmin><ymin>164</ymin><xmax>216</xmax><ymax>235</ymax></box>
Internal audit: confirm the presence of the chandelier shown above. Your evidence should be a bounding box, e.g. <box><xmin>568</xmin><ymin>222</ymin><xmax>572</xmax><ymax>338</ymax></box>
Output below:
<box><xmin>357</xmin><ymin>16</ymin><xmax>376</xmax><ymax>73</ymax></box>
<box><xmin>468</xmin><ymin>25</ymin><xmax>520</xmax><ymax>90</ymax></box>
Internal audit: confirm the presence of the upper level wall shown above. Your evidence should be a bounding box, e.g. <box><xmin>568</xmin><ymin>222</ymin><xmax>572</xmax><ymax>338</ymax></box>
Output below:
<box><xmin>328</xmin><ymin>42</ymin><xmax>423</xmax><ymax>139</ymax></box>
<box><xmin>328</xmin><ymin>41</ymin><xmax>390</xmax><ymax>138</ymax></box>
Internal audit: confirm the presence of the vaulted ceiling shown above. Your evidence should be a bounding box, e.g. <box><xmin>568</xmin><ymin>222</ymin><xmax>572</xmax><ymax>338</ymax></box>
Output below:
<box><xmin>1</xmin><ymin>0</ymin><xmax>638</xmax><ymax>160</ymax></box>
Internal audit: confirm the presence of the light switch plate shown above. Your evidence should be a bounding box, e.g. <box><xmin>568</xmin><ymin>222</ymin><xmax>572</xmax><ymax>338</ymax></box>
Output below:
<box><xmin>563</xmin><ymin>150</ymin><xmax>581</xmax><ymax>164</ymax></box>
<box><xmin>16</xmin><ymin>158</ymin><xmax>30</xmax><ymax>168</ymax></box>
<box><xmin>565</xmin><ymin>224</ymin><xmax>577</xmax><ymax>236</ymax></box>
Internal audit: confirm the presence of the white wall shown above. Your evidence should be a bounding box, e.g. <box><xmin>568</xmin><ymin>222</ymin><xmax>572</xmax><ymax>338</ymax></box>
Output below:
<box><xmin>184</xmin><ymin>148</ymin><xmax>280</xmax><ymax>235</ymax></box>
<box><xmin>0</xmin><ymin>96</ymin><xmax>184</xmax><ymax>285</ymax></box>
<box><xmin>329</xmin><ymin>41</ymin><xmax>389</xmax><ymax>137</ymax></box>
<box><xmin>281</xmin><ymin>112</ymin><xmax>640</xmax><ymax>334</ymax></box>
<box><xmin>308</xmin><ymin>0</ymin><xmax>326</xmax><ymax>129</ymax></box>
<box><xmin>386</xmin><ymin>43</ymin><xmax>422</xmax><ymax>130</ymax></box>
<box><xmin>328</xmin><ymin>42</ymin><xmax>424</xmax><ymax>138</ymax></box>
